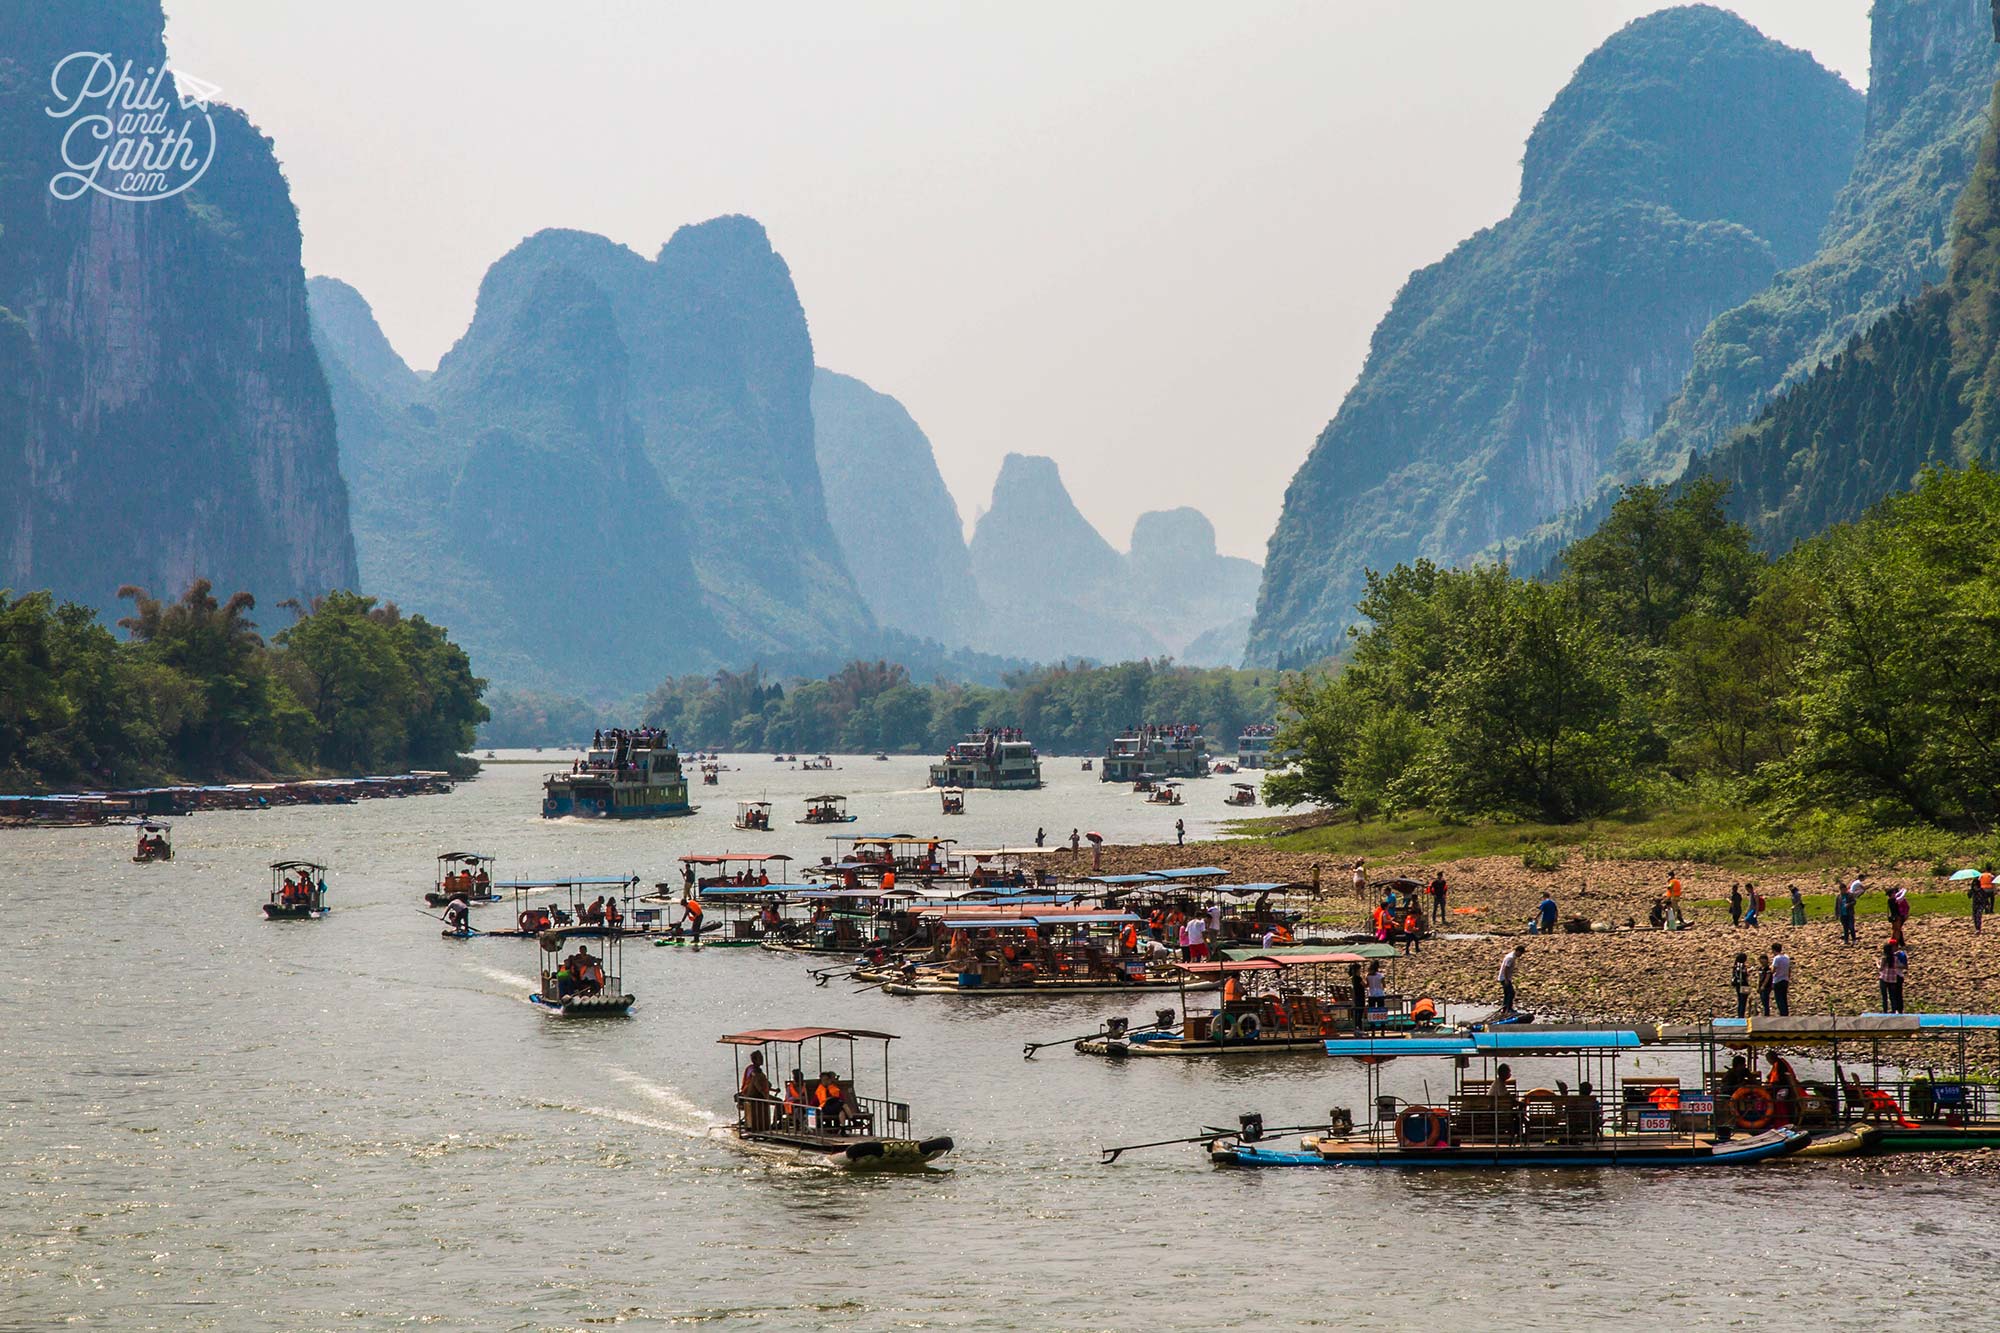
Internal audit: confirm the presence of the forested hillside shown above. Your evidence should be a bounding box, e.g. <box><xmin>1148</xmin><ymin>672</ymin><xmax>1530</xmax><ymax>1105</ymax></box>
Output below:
<box><xmin>1246</xmin><ymin>6</ymin><xmax>1861</xmax><ymax>664</ymax></box>
<box><xmin>1694</xmin><ymin>73</ymin><xmax>2000</xmax><ymax>547</ymax></box>
<box><xmin>1507</xmin><ymin>0</ymin><xmax>2000</xmax><ymax>575</ymax></box>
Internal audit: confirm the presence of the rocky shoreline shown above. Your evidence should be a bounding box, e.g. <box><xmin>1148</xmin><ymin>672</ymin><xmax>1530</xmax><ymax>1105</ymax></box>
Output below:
<box><xmin>1064</xmin><ymin>841</ymin><xmax>2000</xmax><ymax>1025</ymax></box>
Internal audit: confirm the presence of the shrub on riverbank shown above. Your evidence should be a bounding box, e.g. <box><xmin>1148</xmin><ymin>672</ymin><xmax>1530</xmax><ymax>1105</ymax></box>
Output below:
<box><xmin>0</xmin><ymin>581</ymin><xmax>487</xmax><ymax>790</ymax></box>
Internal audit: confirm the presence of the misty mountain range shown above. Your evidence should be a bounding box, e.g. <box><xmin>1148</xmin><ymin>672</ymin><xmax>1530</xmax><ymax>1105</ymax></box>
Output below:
<box><xmin>9</xmin><ymin>1</ymin><xmax>2000</xmax><ymax>692</ymax></box>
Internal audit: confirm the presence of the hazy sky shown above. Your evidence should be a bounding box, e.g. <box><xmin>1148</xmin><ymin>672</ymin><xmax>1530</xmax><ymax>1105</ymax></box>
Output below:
<box><xmin>164</xmin><ymin>1</ymin><xmax>1869</xmax><ymax>560</ymax></box>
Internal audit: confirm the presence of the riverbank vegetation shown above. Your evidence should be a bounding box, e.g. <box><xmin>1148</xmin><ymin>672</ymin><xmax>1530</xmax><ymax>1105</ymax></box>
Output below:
<box><xmin>1263</xmin><ymin>468</ymin><xmax>2000</xmax><ymax>865</ymax></box>
<box><xmin>0</xmin><ymin>581</ymin><xmax>487</xmax><ymax>791</ymax></box>
<box><xmin>636</xmin><ymin>658</ymin><xmax>1280</xmax><ymax>756</ymax></box>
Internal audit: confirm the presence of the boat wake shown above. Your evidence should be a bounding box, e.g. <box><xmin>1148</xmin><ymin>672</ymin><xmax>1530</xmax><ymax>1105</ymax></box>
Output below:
<box><xmin>463</xmin><ymin>961</ymin><xmax>537</xmax><ymax>993</ymax></box>
<box><xmin>532</xmin><ymin>1097</ymin><xmax>703</xmax><ymax>1139</ymax></box>
<box><xmin>607</xmin><ymin>1067</ymin><xmax>718</xmax><ymax>1138</ymax></box>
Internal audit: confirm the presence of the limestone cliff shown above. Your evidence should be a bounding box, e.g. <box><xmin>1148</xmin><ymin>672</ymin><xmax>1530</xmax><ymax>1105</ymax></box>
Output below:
<box><xmin>1246</xmin><ymin>6</ymin><xmax>1861</xmax><ymax>664</ymax></box>
<box><xmin>0</xmin><ymin>0</ymin><xmax>358</xmax><ymax>615</ymax></box>
<box><xmin>811</xmin><ymin>368</ymin><xmax>983</xmax><ymax>644</ymax></box>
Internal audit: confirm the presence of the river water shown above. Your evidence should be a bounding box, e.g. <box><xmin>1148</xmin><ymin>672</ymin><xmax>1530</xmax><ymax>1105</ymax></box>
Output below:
<box><xmin>4</xmin><ymin>755</ymin><xmax>1994</xmax><ymax>1330</ymax></box>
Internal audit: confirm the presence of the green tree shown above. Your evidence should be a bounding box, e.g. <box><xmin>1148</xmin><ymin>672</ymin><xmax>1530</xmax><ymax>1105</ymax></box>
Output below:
<box><xmin>1560</xmin><ymin>476</ymin><xmax>1764</xmax><ymax>648</ymax></box>
<box><xmin>1425</xmin><ymin>580</ymin><xmax>1634</xmax><ymax>821</ymax></box>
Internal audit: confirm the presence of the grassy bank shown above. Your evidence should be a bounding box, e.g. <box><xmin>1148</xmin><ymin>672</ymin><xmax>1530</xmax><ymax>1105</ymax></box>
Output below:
<box><xmin>1233</xmin><ymin>802</ymin><xmax>1997</xmax><ymax>876</ymax></box>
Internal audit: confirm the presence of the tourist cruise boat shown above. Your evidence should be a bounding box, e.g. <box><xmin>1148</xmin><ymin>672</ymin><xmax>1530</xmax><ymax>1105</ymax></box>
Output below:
<box><xmin>541</xmin><ymin>730</ymin><xmax>695</xmax><ymax>819</ymax></box>
<box><xmin>928</xmin><ymin>730</ymin><xmax>1043</xmax><ymax>790</ymax></box>
<box><xmin>1236</xmin><ymin>724</ymin><xmax>1280</xmax><ymax>770</ymax></box>
<box><xmin>1101</xmin><ymin>724</ymin><xmax>1209</xmax><ymax>783</ymax></box>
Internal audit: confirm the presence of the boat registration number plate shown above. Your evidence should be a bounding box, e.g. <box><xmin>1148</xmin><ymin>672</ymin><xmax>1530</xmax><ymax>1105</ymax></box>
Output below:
<box><xmin>1679</xmin><ymin>1095</ymin><xmax>1714</xmax><ymax>1116</ymax></box>
<box><xmin>1638</xmin><ymin>1112</ymin><xmax>1674</xmax><ymax>1132</ymax></box>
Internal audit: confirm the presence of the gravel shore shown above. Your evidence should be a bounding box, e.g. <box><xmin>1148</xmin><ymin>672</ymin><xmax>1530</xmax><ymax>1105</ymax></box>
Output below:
<box><xmin>1064</xmin><ymin>841</ymin><xmax>2000</xmax><ymax>1024</ymax></box>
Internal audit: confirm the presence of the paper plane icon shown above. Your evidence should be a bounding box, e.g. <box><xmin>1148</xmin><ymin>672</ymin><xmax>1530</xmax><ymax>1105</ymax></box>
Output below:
<box><xmin>170</xmin><ymin>70</ymin><xmax>223</xmax><ymax>110</ymax></box>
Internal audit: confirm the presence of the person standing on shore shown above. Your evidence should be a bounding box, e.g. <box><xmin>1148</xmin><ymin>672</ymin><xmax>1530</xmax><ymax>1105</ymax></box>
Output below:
<box><xmin>1537</xmin><ymin>892</ymin><xmax>1558</xmax><ymax>936</ymax></box>
<box><xmin>1069</xmin><ymin>828</ymin><xmax>1080</xmax><ymax>854</ymax></box>
<box><xmin>1175</xmin><ymin>818</ymin><xmax>1185</xmax><ymax>847</ymax></box>
<box><xmin>1731</xmin><ymin>952</ymin><xmax>1751</xmax><ymax>1019</ymax></box>
<box><xmin>1770</xmin><ymin>944</ymin><xmax>1792</xmax><ymax>1017</ymax></box>
<box><xmin>1498</xmin><ymin>943</ymin><xmax>1523</xmax><ymax>1016</ymax></box>
<box><xmin>1888</xmin><ymin>884</ymin><xmax>1910</xmax><ymax>943</ymax></box>
<box><xmin>1745</xmin><ymin>883</ymin><xmax>1763</xmax><ymax>928</ymax></box>
<box><xmin>1835</xmin><ymin>883</ymin><xmax>1857</xmax><ymax>944</ymax></box>
<box><xmin>1429</xmin><ymin>872</ymin><xmax>1447</xmax><ymax>919</ymax></box>
<box><xmin>1757</xmin><ymin>948</ymin><xmax>1774</xmax><ymax>1017</ymax></box>
<box><xmin>1879</xmin><ymin>941</ymin><xmax>1906</xmax><ymax>1013</ymax></box>
<box><xmin>1788</xmin><ymin>885</ymin><xmax>1807</xmax><ymax>927</ymax></box>
<box><xmin>1035</xmin><ymin>827</ymin><xmax>1045</xmax><ymax>848</ymax></box>
<box><xmin>1351</xmin><ymin>859</ymin><xmax>1367</xmax><ymax>898</ymax></box>
<box><xmin>1729</xmin><ymin>884</ymin><xmax>1743</xmax><ymax>929</ymax></box>
<box><xmin>1974</xmin><ymin>872</ymin><xmax>1993</xmax><ymax>935</ymax></box>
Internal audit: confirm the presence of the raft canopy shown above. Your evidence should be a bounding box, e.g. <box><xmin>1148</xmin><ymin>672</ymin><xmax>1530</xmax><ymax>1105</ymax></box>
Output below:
<box><xmin>1323</xmin><ymin>1030</ymin><xmax>1645</xmax><ymax>1058</ymax></box>
<box><xmin>679</xmin><ymin>853</ymin><xmax>793</xmax><ymax>864</ymax></box>
<box><xmin>939</xmin><ymin>912</ymin><xmax>1141</xmax><ymax>930</ymax></box>
<box><xmin>719</xmin><ymin>1026</ymin><xmax>898</xmax><ymax>1046</ymax></box>
<box><xmin>438</xmin><ymin>851</ymin><xmax>494</xmax><ymax>863</ymax></box>
<box><xmin>957</xmin><ymin>847</ymin><xmax>1065</xmax><ymax>858</ymax></box>
<box><xmin>270</xmin><ymin>859</ymin><xmax>326</xmax><ymax>873</ymax></box>
<box><xmin>493</xmin><ymin>875</ymin><xmax>635</xmax><ymax>890</ymax></box>
<box><xmin>1175</xmin><ymin>951</ymin><xmax>1368</xmax><ymax>974</ymax></box>
<box><xmin>1676</xmin><ymin>1014</ymin><xmax>2000</xmax><ymax>1042</ymax></box>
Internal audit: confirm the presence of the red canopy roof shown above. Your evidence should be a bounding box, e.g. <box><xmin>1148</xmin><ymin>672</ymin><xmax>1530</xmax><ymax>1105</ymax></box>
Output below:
<box><xmin>717</xmin><ymin>1026</ymin><xmax>898</xmax><ymax>1046</ymax></box>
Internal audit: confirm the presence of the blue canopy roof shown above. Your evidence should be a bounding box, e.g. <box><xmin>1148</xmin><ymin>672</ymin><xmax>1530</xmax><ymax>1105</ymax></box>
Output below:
<box><xmin>495</xmin><ymin>876</ymin><xmax>634</xmax><ymax>890</ymax></box>
<box><xmin>1474</xmin><ymin>1030</ymin><xmax>1641</xmax><ymax>1052</ymax></box>
<box><xmin>1084</xmin><ymin>873</ymin><xmax>1163</xmax><ymax>886</ymax></box>
<box><xmin>1906</xmin><ymin>1014</ymin><xmax>2000</xmax><ymax>1030</ymax></box>
<box><xmin>1150</xmin><ymin>867</ymin><xmax>1227</xmax><ymax>880</ymax></box>
<box><xmin>1323</xmin><ymin>1030</ymin><xmax>1644</xmax><ymax>1058</ymax></box>
<box><xmin>1324</xmin><ymin>1037</ymin><xmax>1475</xmax><ymax>1057</ymax></box>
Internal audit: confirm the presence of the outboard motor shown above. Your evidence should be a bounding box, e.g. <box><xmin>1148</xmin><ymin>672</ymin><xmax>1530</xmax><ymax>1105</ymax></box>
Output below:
<box><xmin>1327</xmin><ymin>1107</ymin><xmax>1355</xmax><ymax>1137</ymax></box>
<box><xmin>1238</xmin><ymin>1112</ymin><xmax>1265</xmax><ymax>1143</ymax></box>
<box><xmin>1105</xmin><ymin>1016</ymin><xmax>1130</xmax><ymax>1039</ymax></box>
<box><xmin>1154</xmin><ymin>1008</ymin><xmax>1177</xmax><ymax>1031</ymax></box>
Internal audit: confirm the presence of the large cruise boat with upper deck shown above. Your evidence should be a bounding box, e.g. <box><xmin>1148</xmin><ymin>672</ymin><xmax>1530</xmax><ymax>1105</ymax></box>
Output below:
<box><xmin>1101</xmin><ymin>724</ymin><xmax>1209</xmax><ymax>782</ymax></box>
<box><xmin>542</xmin><ymin>728</ymin><xmax>696</xmax><ymax>818</ymax></box>
<box><xmin>928</xmin><ymin>730</ymin><xmax>1043</xmax><ymax>790</ymax></box>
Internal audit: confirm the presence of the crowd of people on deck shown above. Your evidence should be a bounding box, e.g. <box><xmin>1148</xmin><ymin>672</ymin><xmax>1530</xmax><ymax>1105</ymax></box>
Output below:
<box><xmin>570</xmin><ymin>727</ymin><xmax>674</xmax><ymax>779</ymax></box>
<box><xmin>135</xmin><ymin>829</ymin><xmax>169</xmax><ymax>859</ymax></box>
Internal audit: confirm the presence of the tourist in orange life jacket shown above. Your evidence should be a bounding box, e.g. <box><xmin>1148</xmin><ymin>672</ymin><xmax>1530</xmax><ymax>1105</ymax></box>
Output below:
<box><xmin>682</xmin><ymin>896</ymin><xmax>705</xmax><ymax>940</ymax></box>
<box><xmin>603</xmin><ymin>897</ymin><xmax>622</xmax><ymax>929</ymax></box>
<box><xmin>1222</xmin><ymin>973</ymin><xmax>1243</xmax><ymax>1004</ymax></box>
<box><xmin>783</xmin><ymin>1069</ymin><xmax>810</xmax><ymax>1127</ymax></box>
<box><xmin>814</xmin><ymin>1071</ymin><xmax>846</xmax><ymax>1126</ymax></box>
<box><xmin>1764</xmin><ymin>1050</ymin><xmax>1805</xmax><ymax>1125</ymax></box>
<box><xmin>1402</xmin><ymin>910</ymin><xmax>1421</xmax><ymax>954</ymax></box>
<box><xmin>1120</xmin><ymin>922</ymin><xmax>1138</xmax><ymax>954</ymax></box>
